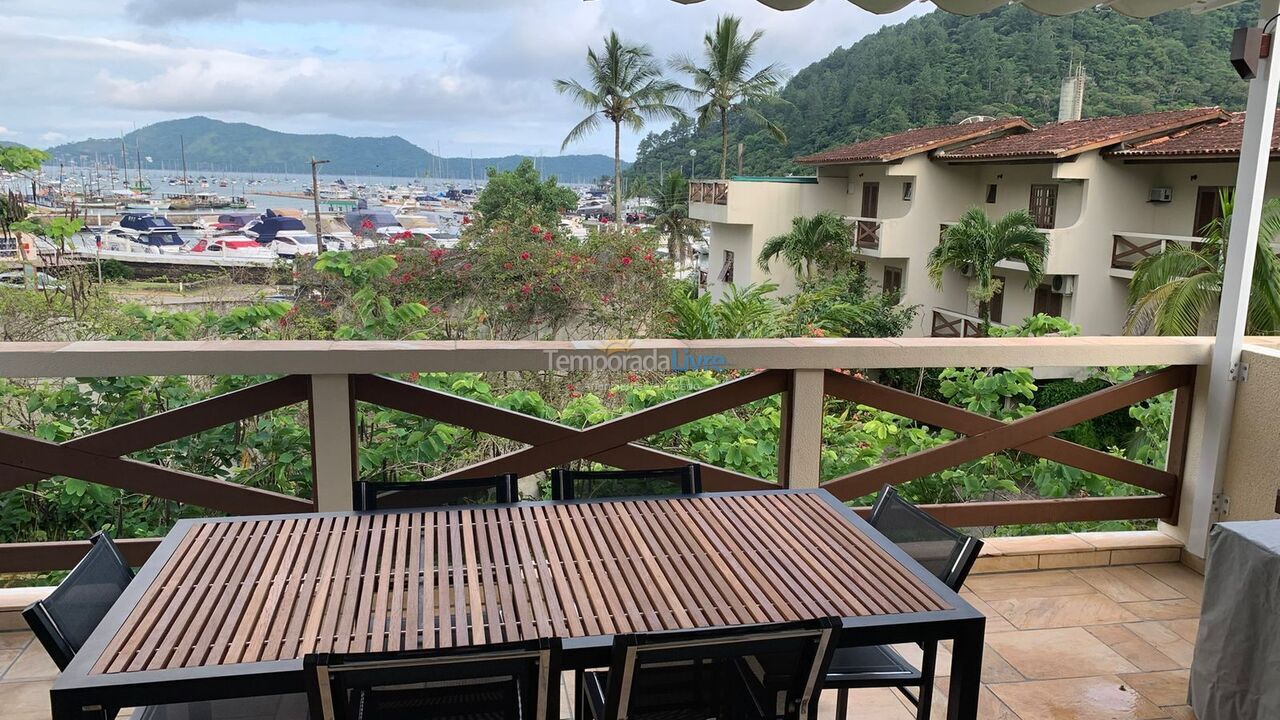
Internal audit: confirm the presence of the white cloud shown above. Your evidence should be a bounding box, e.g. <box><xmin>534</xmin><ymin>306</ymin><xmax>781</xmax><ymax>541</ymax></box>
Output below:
<box><xmin>39</xmin><ymin>132</ymin><xmax>67</xmax><ymax>143</ymax></box>
<box><xmin>0</xmin><ymin>127</ymin><xmax>15</xmax><ymax>136</ymax></box>
<box><xmin>0</xmin><ymin>0</ymin><xmax>927</xmax><ymax>156</ymax></box>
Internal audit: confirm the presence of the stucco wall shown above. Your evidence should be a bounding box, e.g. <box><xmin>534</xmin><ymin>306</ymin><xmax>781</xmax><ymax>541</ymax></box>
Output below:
<box><xmin>1220</xmin><ymin>346</ymin><xmax>1280</xmax><ymax>523</ymax></box>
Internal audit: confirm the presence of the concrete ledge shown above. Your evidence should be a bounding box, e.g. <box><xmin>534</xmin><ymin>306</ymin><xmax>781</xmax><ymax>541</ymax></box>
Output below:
<box><xmin>0</xmin><ymin>586</ymin><xmax>52</xmax><ymax>631</ymax></box>
<box><xmin>972</xmin><ymin>531</ymin><xmax>1182</xmax><ymax>574</ymax></box>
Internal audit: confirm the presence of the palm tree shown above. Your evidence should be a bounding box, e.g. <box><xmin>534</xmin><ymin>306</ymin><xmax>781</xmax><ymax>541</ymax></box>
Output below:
<box><xmin>647</xmin><ymin>171</ymin><xmax>701</xmax><ymax>263</ymax></box>
<box><xmin>1126</xmin><ymin>192</ymin><xmax>1280</xmax><ymax>335</ymax></box>
<box><xmin>555</xmin><ymin>32</ymin><xmax>684</xmax><ymax>229</ymax></box>
<box><xmin>928</xmin><ymin>207</ymin><xmax>1049</xmax><ymax>331</ymax></box>
<box><xmin>671</xmin><ymin>14</ymin><xmax>787</xmax><ymax>179</ymax></box>
<box><xmin>757</xmin><ymin>212</ymin><xmax>853</xmax><ymax>280</ymax></box>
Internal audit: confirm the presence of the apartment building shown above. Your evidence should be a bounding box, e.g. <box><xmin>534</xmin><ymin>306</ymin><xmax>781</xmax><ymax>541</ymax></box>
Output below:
<box><xmin>690</xmin><ymin>107</ymin><xmax>1280</xmax><ymax>336</ymax></box>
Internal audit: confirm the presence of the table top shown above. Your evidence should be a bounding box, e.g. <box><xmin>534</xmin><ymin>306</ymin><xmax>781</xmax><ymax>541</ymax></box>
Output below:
<box><xmin>87</xmin><ymin>491</ymin><xmax>949</xmax><ymax>676</ymax></box>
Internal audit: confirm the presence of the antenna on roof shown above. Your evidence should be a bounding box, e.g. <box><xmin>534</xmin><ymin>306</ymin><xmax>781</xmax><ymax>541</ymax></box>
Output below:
<box><xmin>1059</xmin><ymin>61</ymin><xmax>1087</xmax><ymax>122</ymax></box>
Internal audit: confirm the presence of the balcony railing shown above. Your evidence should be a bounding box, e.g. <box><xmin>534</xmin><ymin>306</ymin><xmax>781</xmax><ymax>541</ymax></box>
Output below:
<box><xmin>1111</xmin><ymin>232</ymin><xmax>1207</xmax><ymax>277</ymax></box>
<box><xmin>845</xmin><ymin>216</ymin><xmax>881</xmax><ymax>250</ymax></box>
<box><xmin>930</xmin><ymin>308</ymin><xmax>999</xmax><ymax>338</ymax></box>
<box><xmin>0</xmin><ymin>338</ymin><xmax>1210</xmax><ymax>572</ymax></box>
<box><xmin>689</xmin><ymin>181</ymin><xmax>728</xmax><ymax>205</ymax></box>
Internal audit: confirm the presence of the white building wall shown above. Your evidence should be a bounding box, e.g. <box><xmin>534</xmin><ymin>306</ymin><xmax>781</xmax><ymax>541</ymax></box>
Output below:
<box><xmin>691</xmin><ymin>154</ymin><xmax>1280</xmax><ymax>337</ymax></box>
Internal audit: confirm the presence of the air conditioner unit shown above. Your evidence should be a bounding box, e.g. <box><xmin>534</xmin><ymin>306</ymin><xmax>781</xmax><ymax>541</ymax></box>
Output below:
<box><xmin>1050</xmin><ymin>275</ymin><xmax>1076</xmax><ymax>295</ymax></box>
<box><xmin>1149</xmin><ymin>187</ymin><xmax>1173</xmax><ymax>203</ymax></box>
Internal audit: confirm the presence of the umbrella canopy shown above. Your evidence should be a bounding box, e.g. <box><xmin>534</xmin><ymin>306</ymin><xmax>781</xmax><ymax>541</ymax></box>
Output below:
<box><xmin>668</xmin><ymin>0</ymin><xmax>1239</xmax><ymax>18</ymax></box>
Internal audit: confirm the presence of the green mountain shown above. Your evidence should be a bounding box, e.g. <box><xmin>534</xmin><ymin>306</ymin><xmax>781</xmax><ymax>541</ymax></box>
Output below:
<box><xmin>45</xmin><ymin>116</ymin><xmax>623</xmax><ymax>181</ymax></box>
<box><xmin>631</xmin><ymin>2</ymin><xmax>1254</xmax><ymax>180</ymax></box>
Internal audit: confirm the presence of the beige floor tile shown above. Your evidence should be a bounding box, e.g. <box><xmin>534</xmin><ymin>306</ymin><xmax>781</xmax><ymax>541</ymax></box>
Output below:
<box><xmin>968</xmin><ymin>571</ymin><xmax>1097</xmax><ymax>601</ymax></box>
<box><xmin>1073</xmin><ymin>568</ymin><xmax>1155</xmax><ymax>603</ymax></box>
<box><xmin>1084</xmin><ymin>625</ymin><xmax>1180</xmax><ymax>673</ymax></box>
<box><xmin>957</xmin><ymin>593</ymin><xmax>1016</xmax><ymax>634</ymax></box>
<box><xmin>927</xmin><ymin>677</ymin><xmax>1023</xmax><ymax>720</ymax></box>
<box><xmin>989</xmin><ymin>592</ymin><xmax>1138</xmax><ymax>630</ymax></box>
<box><xmin>1120</xmin><ymin>669</ymin><xmax>1190</xmax><ymax>708</ymax></box>
<box><xmin>1125</xmin><ymin>622</ymin><xmax>1196</xmax><ymax>667</ymax></box>
<box><xmin>1106</xmin><ymin>566</ymin><xmax>1184</xmax><ymax>601</ymax></box>
<box><xmin>986</xmin><ymin>628</ymin><xmax>1138</xmax><ymax>680</ymax></box>
<box><xmin>0</xmin><ymin>648</ymin><xmax>24</xmax><ymax>678</ymax></box>
<box><xmin>3</xmin><ymin>644</ymin><xmax>58</xmax><ymax>681</ymax></box>
<box><xmin>1120</xmin><ymin>598</ymin><xmax>1202</xmax><ymax>621</ymax></box>
<box><xmin>0</xmin><ymin>632</ymin><xmax>32</xmax><ymax>650</ymax></box>
<box><xmin>990</xmin><ymin>675</ymin><xmax>1166</xmax><ymax>720</ymax></box>
<box><xmin>1136</xmin><ymin>564</ymin><xmax>1203</xmax><ymax>603</ymax></box>
<box><xmin>1162</xmin><ymin>705</ymin><xmax>1197</xmax><ymax>720</ymax></box>
<box><xmin>0</xmin><ymin>679</ymin><xmax>53</xmax><ymax>715</ymax></box>
<box><xmin>1164</xmin><ymin>619</ymin><xmax>1198</xmax><ymax>643</ymax></box>
<box><xmin>817</xmin><ymin>687</ymin><xmax>913</xmax><ymax>719</ymax></box>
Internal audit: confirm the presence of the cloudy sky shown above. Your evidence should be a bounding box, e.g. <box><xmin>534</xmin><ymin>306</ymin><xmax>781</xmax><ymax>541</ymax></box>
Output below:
<box><xmin>0</xmin><ymin>0</ymin><xmax>927</xmax><ymax>159</ymax></box>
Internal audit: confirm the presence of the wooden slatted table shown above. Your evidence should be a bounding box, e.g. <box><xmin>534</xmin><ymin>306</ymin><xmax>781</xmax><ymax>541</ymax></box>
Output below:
<box><xmin>50</xmin><ymin>490</ymin><xmax>986</xmax><ymax>720</ymax></box>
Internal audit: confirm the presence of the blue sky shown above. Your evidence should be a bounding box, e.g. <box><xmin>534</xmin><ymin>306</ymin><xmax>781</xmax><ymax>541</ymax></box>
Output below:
<box><xmin>0</xmin><ymin>0</ymin><xmax>926</xmax><ymax>158</ymax></box>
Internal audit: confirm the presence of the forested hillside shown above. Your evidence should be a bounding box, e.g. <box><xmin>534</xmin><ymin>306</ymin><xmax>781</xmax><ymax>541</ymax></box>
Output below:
<box><xmin>631</xmin><ymin>2</ymin><xmax>1254</xmax><ymax>180</ymax></box>
<box><xmin>46</xmin><ymin>116</ymin><xmax>622</xmax><ymax>180</ymax></box>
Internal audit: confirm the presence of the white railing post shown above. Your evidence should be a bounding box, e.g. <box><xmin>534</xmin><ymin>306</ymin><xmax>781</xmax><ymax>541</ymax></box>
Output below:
<box><xmin>308</xmin><ymin>374</ymin><xmax>357</xmax><ymax>511</ymax></box>
<box><xmin>1187</xmin><ymin>0</ymin><xmax>1280</xmax><ymax>558</ymax></box>
<box><xmin>777</xmin><ymin>369</ymin><xmax>825</xmax><ymax>489</ymax></box>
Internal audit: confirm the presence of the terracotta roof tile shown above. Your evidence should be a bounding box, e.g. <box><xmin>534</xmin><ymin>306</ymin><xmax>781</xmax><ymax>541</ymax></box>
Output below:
<box><xmin>937</xmin><ymin>107</ymin><xmax>1228</xmax><ymax>161</ymax></box>
<box><xmin>795</xmin><ymin>117</ymin><xmax>1032</xmax><ymax>165</ymax></box>
<box><xmin>1107</xmin><ymin>111</ymin><xmax>1280</xmax><ymax>159</ymax></box>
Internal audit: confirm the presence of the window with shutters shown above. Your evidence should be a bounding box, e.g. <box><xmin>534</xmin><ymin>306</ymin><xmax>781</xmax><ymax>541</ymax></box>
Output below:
<box><xmin>1029</xmin><ymin>184</ymin><xmax>1058</xmax><ymax>229</ymax></box>
<box><xmin>882</xmin><ymin>266</ymin><xmax>903</xmax><ymax>297</ymax></box>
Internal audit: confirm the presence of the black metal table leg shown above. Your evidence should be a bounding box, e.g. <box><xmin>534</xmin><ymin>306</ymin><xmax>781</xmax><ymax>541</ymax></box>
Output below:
<box><xmin>945</xmin><ymin>618</ymin><xmax>985</xmax><ymax>720</ymax></box>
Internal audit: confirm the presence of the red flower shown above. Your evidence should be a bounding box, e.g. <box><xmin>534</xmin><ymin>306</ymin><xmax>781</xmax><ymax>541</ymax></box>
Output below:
<box><xmin>530</xmin><ymin>225</ymin><xmax>542</xmax><ymax>234</ymax></box>
<box><xmin>621</xmin><ymin>256</ymin><xmax>633</xmax><ymax>266</ymax></box>
<box><xmin>644</xmin><ymin>253</ymin><xmax>654</xmax><ymax>262</ymax></box>
<box><xmin>520</xmin><ymin>251</ymin><xmax>531</xmax><ymax>261</ymax></box>
<box><xmin>543</xmin><ymin>231</ymin><xmax>554</xmax><ymax>242</ymax></box>
<box><xmin>569</xmin><ymin>391</ymin><xmax>581</xmax><ymax>398</ymax></box>
<box><xmin>520</xmin><ymin>283</ymin><xmax>532</xmax><ymax>295</ymax></box>
<box><xmin>551</xmin><ymin>284</ymin><xmax>561</xmax><ymax>293</ymax></box>
<box><xmin>408</xmin><ymin>371</ymin><xmax>421</xmax><ymax>382</ymax></box>
<box><xmin>503</xmin><ymin>262</ymin><xmax>514</xmax><ymax>270</ymax></box>
<box><xmin>601</xmin><ymin>294</ymin><xmax>612</xmax><ymax>303</ymax></box>
<box><xmin>361</xmin><ymin>218</ymin><xmax>374</xmax><ymax>229</ymax></box>
<box><xmin>430</xmin><ymin>305</ymin><xmax>442</xmax><ymax>314</ymax></box>
<box><xmin>462</xmin><ymin>262</ymin><xmax>472</xmax><ymax>271</ymax></box>
<box><xmin>627</xmin><ymin>373</ymin><xmax>639</xmax><ymax>383</ymax></box>
<box><xmin>566</xmin><ymin>383</ymin><xmax>576</xmax><ymax>390</ymax></box>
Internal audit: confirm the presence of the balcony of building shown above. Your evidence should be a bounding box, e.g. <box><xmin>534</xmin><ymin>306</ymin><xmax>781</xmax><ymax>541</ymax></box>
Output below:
<box><xmin>1</xmin><ymin>336</ymin><xmax>1276</xmax><ymax>720</ymax></box>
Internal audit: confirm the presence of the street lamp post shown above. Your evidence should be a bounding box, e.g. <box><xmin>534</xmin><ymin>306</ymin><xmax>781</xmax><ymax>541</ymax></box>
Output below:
<box><xmin>310</xmin><ymin>157</ymin><xmax>330</xmax><ymax>252</ymax></box>
<box><xmin>688</xmin><ymin>149</ymin><xmax>697</xmax><ymax>180</ymax></box>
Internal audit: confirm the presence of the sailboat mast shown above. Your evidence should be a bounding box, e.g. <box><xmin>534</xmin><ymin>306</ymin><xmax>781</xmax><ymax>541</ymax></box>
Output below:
<box><xmin>180</xmin><ymin>135</ymin><xmax>189</xmax><ymax>194</ymax></box>
<box><xmin>120</xmin><ymin>135</ymin><xmax>129</xmax><ymax>191</ymax></box>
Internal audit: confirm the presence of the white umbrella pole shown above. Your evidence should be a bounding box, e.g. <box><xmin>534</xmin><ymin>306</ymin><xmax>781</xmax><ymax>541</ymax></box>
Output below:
<box><xmin>1187</xmin><ymin>0</ymin><xmax>1280</xmax><ymax>556</ymax></box>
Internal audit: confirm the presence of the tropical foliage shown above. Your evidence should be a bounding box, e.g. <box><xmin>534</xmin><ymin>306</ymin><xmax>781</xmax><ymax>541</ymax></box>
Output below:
<box><xmin>670</xmin><ymin>14</ymin><xmax>788</xmax><ymax>179</ymax></box>
<box><xmin>1126</xmin><ymin>192</ymin><xmax>1280</xmax><ymax>335</ymax></box>
<box><xmin>928</xmin><ymin>207</ymin><xmax>1049</xmax><ymax>329</ymax></box>
<box><xmin>629</xmin><ymin>3</ymin><xmax>1253</xmax><ymax>181</ymax></box>
<box><xmin>757</xmin><ymin>212</ymin><xmax>854</xmax><ymax>280</ymax></box>
<box><xmin>471</xmin><ymin>159</ymin><xmax>578</xmax><ymax>231</ymax></box>
<box><xmin>555</xmin><ymin>31</ymin><xmax>684</xmax><ymax>226</ymax></box>
<box><xmin>645</xmin><ymin>171</ymin><xmax>701</xmax><ymax>262</ymax></box>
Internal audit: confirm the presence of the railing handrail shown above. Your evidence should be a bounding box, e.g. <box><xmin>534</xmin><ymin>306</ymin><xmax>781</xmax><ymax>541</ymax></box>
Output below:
<box><xmin>0</xmin><ymin>337</ymin><xmax>1217</xmax><ymax>377</ymax></box>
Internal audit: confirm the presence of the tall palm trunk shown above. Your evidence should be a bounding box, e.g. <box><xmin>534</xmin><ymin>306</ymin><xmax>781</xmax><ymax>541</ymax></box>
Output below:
<box><xmin>613</xmin><ymin>121</ymin><xmax>624</xmax><ymax>230</ymax></box>
<box><xmin>719</xmin><ymin>107</ymin><xmax>729</xmax><ymax>179</ymax></box>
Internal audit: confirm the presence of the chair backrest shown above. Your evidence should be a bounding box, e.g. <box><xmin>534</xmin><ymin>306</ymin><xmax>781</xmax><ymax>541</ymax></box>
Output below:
<box><xmin>600</xmin><ymin>619</ymin><xmax>839</xmax><ymax>720</ymax></box>
<box><xmin>352</xmin><ymin>474</ymin><xmax>518</xmax><ymax>511</ymax></box>
<box><xmin>868</xmin><ymin>484</ymin><xmax>983</xmax><ymax>591</ymax></box>
<box><xmin>549</xmin><ymin>465</ymin><xmax>701</xmax><ymax>501</ymax></box>
<box><xmin>304</xmin><ymin>639</ymin><xmax>559</xmax><ymax>720</ymax></box>
<box><xmin>22</xmin><ymin>532</ymin><xmax>134</xmax><ymax>670</ymax></box>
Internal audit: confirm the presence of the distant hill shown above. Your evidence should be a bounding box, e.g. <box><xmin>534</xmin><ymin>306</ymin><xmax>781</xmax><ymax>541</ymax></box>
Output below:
<box><xmin>45</xmin><ymin>116</ymin><xmax>623</xmax><ymax>181</ymax></box>
<box><xmin>0</xmin><ymin>141</ymin><xmax>25</xmax><ymax>149</ymax></box>
<box><xmin>630</xmin><ymin>2</ymin><xmax>1255</xmax><ymax>179</ymax></box>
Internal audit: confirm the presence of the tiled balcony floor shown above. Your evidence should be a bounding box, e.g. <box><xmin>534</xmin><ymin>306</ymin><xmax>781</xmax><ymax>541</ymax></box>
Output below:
<box><xmin>0</xmin><ymin>562</ymin><xmax>1204</xmax><ymax>720</ymax></box>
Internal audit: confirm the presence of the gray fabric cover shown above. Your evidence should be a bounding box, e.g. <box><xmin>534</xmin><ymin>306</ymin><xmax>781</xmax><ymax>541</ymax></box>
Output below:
<box><xmin>1190</xmin><ymin>520</ymin><xmax>1280</xmax><ymax>720</ymax></box>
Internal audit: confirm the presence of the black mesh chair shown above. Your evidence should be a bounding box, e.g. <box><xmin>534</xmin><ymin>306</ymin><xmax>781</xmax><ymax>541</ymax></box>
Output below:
<box><xmin>23</xmin><ymin>531</ymin><xmax>134</xmax><ymax>670</ymax></box>
<box><xmin>353</xmin><ymin>473</ymin><xmax>519</xmax><ymax>511</ymax></box>
<box><xmin>823</xmin><ymin>485</ymin><xmax>983</xmax><ymax>720</ymax></box>
<box><xmin>25</xmin><ymin>533</ymin><xmax>305</xmax><ymax>720</ymax></box>
<box><xmin>549</xmin><ymin>465</ymin><xmax>701</xmax><ymax>501</ymax></box>
<box><xmin>578</xmin><ymin>619</ymin><xmax>839</xmax><ymax>720</ymax></box>
<box><xmin>304</xmin><ymin>638</ymin><xmax>560</xmax><ymax>720</ymax></box>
